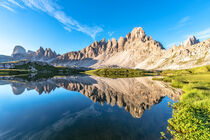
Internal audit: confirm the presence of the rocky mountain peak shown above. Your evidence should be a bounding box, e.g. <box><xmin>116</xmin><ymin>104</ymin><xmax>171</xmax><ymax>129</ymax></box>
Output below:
<box><xmin>12</xmin><ymin>45</ymin><xmax>26</xmax><ymax>56</ymax></box>
<box><xmin>53</xmin><ymin>27</ymin><xmax>166</xmax><ymax>64</ymax></box>
<box><xmin>184</xmin><ymin>36</ymin><xmax>200</xmax><ymax>46</ymax></box>
<box><xmin>111</xmin><ymin>38</ymin><xmax>118</xmax><ymax>50</ymax></box>
<box><xmin>91</xmin><ymin>41</ymin><xmax>98</xmax><ymax>47</ymax></box>
<box><xmin>101</xmin><ymin>38</ymin><xmax>106</xmax><ymax>42</ymax></box>
<box><xmin>36</xmin><ymin>46</ymin><xmax>45</xmax><ymax>57</ymax></box>
<box><xmin>118</xmin><ymin>37</ymin><xmax>126</xmax><ymax>51</ymax></box>
<box><xmin>44</xmin><ymin>48</ymin><xmax>57</xmax><ymax>59</ymax></box>
<box><xmin>130</xmin><ymin>27</ymin><xmax>146</xmax><ymax>41</ymax></box>
<box><xmin>39</xmin><ymin>46</ymin><xmax>44</xmax><ymax>52</ymax></box>
<box><xmin>149</xmin><ymin>36</ymin><xmax>153</xmax><ymax>40</ymax></box>
<box><xmin>99</xmin><ymin>38</ymin><xmax>106</xmax><ymax>46</ymax></box>
<box><xmin>35</xmin><ymin>47</ymin><xmax>58</xmax><ymax>59</ymax></box>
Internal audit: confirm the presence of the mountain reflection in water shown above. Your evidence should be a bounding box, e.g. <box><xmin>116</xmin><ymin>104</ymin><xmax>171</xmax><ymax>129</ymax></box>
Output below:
<box><xmin>0</xmin><ymin>75</ymin><xmax>181</xmax><ymax>140</ymax></box>
<box><xmin>0</xmin><ymin>76</ymin><xmax>180</xmax><ymax>118</ymax></box>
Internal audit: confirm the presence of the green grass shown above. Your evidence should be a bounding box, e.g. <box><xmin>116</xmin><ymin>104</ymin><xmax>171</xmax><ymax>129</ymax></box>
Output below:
<box><xmin>152</xmin><ymin>77</ymin><xmax>164</xmax><ymax>81</ymax></box>
<box><xmin>161</xmin><ymin>65</ymin><xmax>210</xmax><ymax>76</ymax></box>
<box><xmin>85</xmin><ymin>68</ymin><xmax>159</xmax><ymax>78</ymax></box>
<box><xmin>157</xmin><ymin>65</ymin><xmax>210</xmax><ymax>140</ymax></box>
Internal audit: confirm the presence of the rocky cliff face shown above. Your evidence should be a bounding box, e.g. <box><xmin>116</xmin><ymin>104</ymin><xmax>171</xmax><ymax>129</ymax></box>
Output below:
<box><xmin>56</xmin><ymin>27</ymin><xmax>164</xmax><ymax>62</ymax></box>
<box><xmin>153</xmin><ymin>38</ymin><xmax>210</xmax><ymax>69</ymax></box>
<box><xmin>12</xmin><ymin>45</ymin><xmax>26</xmax><ymax>56</ymax></box>
<box><xmin>35</xmin><ymin>47</ymin><xmax>57</xmax><ymax>60</ymax></box>
<box><xmin>53</xmin><ymin>27</ymin><xmax>165</xmax><ymax>68</ymax></box>
<box><xmin>11</xmin><ymin>45</ymin><xmax>27</xmax><ymax>59</ymax></box>
<box><xmin>52</xmin><ymin>27</ymin><xmax>210</xmax><ymax>70</ymax></box>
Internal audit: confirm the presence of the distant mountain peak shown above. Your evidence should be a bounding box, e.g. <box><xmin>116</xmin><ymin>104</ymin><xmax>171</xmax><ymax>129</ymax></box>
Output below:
<box><xmin>12</xmin><ymin>45</ymin><xmax>26</xmax><ymax>56</ymax></box>
<box><xmin>184</xmin><ymin>35</ymin><xmax>200</xmax><ymax>46</ymax></box>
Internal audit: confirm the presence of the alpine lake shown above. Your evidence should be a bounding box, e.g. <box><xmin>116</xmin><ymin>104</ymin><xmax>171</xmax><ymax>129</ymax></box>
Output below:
<box><xmin>0</xmin><ymin>65</ymin><xmax>209</xmax><ymax>140</ymax></box>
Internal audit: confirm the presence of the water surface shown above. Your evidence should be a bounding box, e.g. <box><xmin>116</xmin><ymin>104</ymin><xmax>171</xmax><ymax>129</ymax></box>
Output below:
<box><xmin>0</xmin><ymin>75</ymin><xmax>180</xmax><ymax>140</ymax></box>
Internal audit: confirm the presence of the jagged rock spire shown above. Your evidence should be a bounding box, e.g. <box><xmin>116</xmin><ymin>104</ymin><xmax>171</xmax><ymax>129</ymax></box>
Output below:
<box><xmin>36</xmin><ymin>46</ymin><xmax>45</xmax><ymax>57</ymax></box>
<box><xmin>184</xmin><ymin>36</ymin><xmax>199</xmax><ymax>46</ymax></box>
<box><xmin>130</xmin><ymin>27</ymin><xmax>146</xmax><ymax>41</ymax></box>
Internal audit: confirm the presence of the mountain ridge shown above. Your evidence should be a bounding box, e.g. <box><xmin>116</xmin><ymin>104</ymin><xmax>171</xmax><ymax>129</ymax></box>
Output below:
<box><xmin>1</xmin><ymin>27</ymin><xmax>210</xmax><ymax>70</ymax></box>
<box><xmin>0</xmin><ymin>46</ymin><xmax>59</xmax><ymax>63</ymax></box>
<box><xmin>51</xmin><ymin>27</ymin><xmax>210</xmax><ymax>70</ymax></box>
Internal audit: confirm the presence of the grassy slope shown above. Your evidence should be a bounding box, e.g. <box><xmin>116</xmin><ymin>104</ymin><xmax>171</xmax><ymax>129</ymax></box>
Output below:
<box><xmin>85</xmin><ymin>68</ymin><xmax>159</xmax><ymax>78</ymax></box>
<box><xmin>157</xmin><ymin>65</ymin><xmax>210</xmax><ymax>140</ymax></box>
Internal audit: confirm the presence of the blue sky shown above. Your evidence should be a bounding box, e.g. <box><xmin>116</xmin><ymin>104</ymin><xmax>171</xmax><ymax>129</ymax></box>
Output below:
<box><xmin>0</xmin><ymin>0</ymin><xmax>210</xmax><ymax>55</ymax></box>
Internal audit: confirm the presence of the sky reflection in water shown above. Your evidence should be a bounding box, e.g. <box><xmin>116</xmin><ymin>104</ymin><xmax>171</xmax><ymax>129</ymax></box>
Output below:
<box><xmin>0</xmin><ymin>76</ymin><xmax>180</xmax><ymax>140</ymax></box>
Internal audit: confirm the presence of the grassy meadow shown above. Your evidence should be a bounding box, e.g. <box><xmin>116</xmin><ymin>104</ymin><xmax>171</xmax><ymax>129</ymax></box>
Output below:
<box><xmin>156</xmin><ymin>65</ymin><xmax>210</xmax><ymax>140</ymax></box>
<box><xmin>84</xmin><ymin>68</ymin><xmax>159</xmax><ymax>78</ymax></box>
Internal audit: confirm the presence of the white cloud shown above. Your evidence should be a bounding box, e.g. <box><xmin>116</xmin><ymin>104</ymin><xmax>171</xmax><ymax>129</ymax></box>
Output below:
<box><xmin>167</xmin><ymin>27</ymin><xmax>210</xmax><ymax>49</ymax></box>
<box><xmin>1</xmin><ymin>0</ymin><xmax>103</xmax><ymax>40</ymax></box>
<box><xmin>185</xmin><ymin>28</ymin><xmax>210</xmax><ymax>40</ymax></box>
<box><xmin>8</xmin><ymin>0</ymin><xmax>24</xmax><ymax>8</ymax></box>
<box><xmin>196</xmin><ymin>28</ymin><xmax>210</xmax><ymax>39</ymax></box>
<box><xmin>64</xmin><ymin>26</ymin><xmax>72</xmax><ymax>32</ymax></box>
<box><xmin>0</xmin><ymin>2</ymin><xmax>15</xmax><ymax>12</ymax></box>
<box><xmin>170</xmin><ymin>16</ymin><xmax>190</xmax><ymax>30</ymax></box>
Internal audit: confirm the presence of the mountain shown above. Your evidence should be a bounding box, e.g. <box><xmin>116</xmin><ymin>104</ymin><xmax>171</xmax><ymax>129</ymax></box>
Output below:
<box><xmin>0</xmin><ymin>46</ymin><xmax>59</xmax><ymax>63</ymax></box>
<box><xmin>52</xmin><ymin>27</ymin><xmax>165</xmax><ymax>68</ymax></box>
<box><xmin>0</xmin><ymin>55</ymin><xmax>13</xmax><ymax>63</ymax></box>
<box><xmin>153</xmin><ymin>38</ymin><xmax>210</xmax><ymax>69</ymax></box>
<box><xmin>12</xmin><ymin>45</ymin><xmax>27</xmax><ymax>57</ymax></box>
<box><xmin>35</xmin><ymin>47</ymin><xmax>58</xmax><ymax>60</ymax></box>
<box><xmin>52</xmin><ymin>27</ymin><xmax>210</xmax><ymax>69</ymax></box>
<box><xmin>184</xmin><ymin>36</ymin><xmax>200</xmax><ymax>46</ymax></box>
<box><xmin>1</xmin><ymin>27</ymin><xmax>210</xmax><ymax>70</ymax></box>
